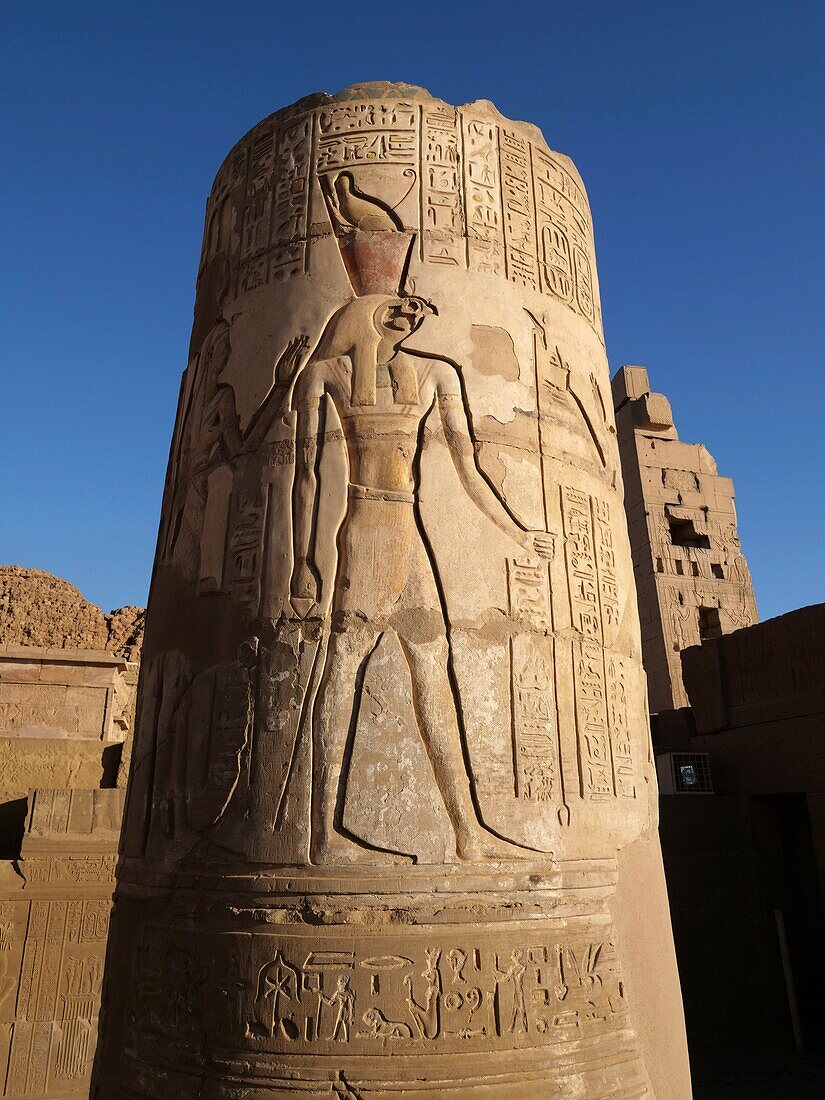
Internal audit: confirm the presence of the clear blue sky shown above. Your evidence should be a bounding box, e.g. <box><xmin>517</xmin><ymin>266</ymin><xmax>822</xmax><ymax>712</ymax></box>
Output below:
<box><xmin>2</xmin><ymin>1</ymin><xmax>822</xmax><ymax>619</ymax></box>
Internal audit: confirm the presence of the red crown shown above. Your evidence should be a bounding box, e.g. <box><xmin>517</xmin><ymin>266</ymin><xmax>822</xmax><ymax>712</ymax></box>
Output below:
<box><xmin>338</xmin><ymin>230</ymin><xmax>415</xmax><ymax>297</ymax></box>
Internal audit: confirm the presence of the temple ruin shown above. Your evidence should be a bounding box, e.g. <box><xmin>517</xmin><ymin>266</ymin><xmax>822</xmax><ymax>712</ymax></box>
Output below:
<box><xmin>612</xmin><ymin>366</ymin><xmax>758</xmax><ymax>712</ymax></box>
<box><xmin>90</xmin><ymin>83</ymin><xmax>689</xmax><ymax>1098</ymax></box>
<box><xmin>0</xmin><ymin>567</ymin><xmax>141</xmax><ymax>1097</ymax></box>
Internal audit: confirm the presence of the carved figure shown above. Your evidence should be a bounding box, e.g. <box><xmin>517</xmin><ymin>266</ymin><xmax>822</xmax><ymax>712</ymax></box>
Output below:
<box><xmin>319</xmin><ymin>974</ymin><xmax>356</xmax><ymax>1041</ymax></box>
<box><xmin>357</xmin><ymin>1007</ymin><xmax>412</xmax><ymax>1041</ymax></box>
<box><xmin>670</xmin><ymin>603</ymin><xmax>694</xmax><ymax>651</ymax></box>
<box><xmin>405</xmin><ymin>948</ymin><xmax>442</xmax><ymax>1040</ymax></box>
<box><xmin>0</xmin><ymin>926</ymin><xmax>15</xmax><ymax>1011</ymax></box>
<box><xmin>166</xmin><ymin>947</ymin><xmax>202</xmax><ymax>1033</ymax></box>
<box><xmin>323</xmin><ymin>171</ymin><xmax>404</xmax><ymax>232</ymax></box>
<box><xmin>290</xmin><ymin>292</ymin><xmax>552</xmax><ymax>863</ymax></box>
<box><xmin>217</xmin><ymin>950</ymin><xmax>249</xmax><ymax>1032</ymax></box>
<box><xmin>495</xmin><ymin>948</ymin><xmax>528</xmax><ymax>1034</ymax></box>
<box><xmin>447</xmin><ymin>948</ymin><xmax>467</xmax><ymax>983</ymax></box>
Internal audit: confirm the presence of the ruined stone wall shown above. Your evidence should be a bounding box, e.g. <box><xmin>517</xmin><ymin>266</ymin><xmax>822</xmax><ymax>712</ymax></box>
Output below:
<box><xmin>0</xmin><ymin>790</ymin><xmax>123</xmax><ymax>1099</ymax></box>
<box><xmin>682</xmin><ymin>603</ymin><xmax>825</xmax><ymax>785</ymax></box>
<box><xmin>612</xmin><ymin>367</ymin><xmax>758</xmax><ymax>712</ymax></box>
<box><xmin>0</xmin><ymin>570</ymin><xmax>141</xmax><ymax>1098</ymax></box>
<box><xmin>0</xmin><ymin>567</ymin><xmax>143</xmax><ymax>660</ymax></box>
<box><xmin>0</xmin><ymin>570</ymin><xmax>143</xmax><ymax>853</ymax></box>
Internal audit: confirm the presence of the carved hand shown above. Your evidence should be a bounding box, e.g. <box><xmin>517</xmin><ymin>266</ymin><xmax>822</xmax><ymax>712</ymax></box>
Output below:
<box><xmin>274</xmin><ymin>334</ymin><xmax>310</xmax><ymax>385</ymax></box>
<box><xmin>520</xmin><ymin>531</ymin><xmax>556</xmax><ymax>560</ymax></box>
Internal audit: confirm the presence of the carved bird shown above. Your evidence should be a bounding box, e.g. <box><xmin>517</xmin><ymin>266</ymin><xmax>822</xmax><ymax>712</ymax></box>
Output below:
<box><xmin>331</xmin><ymin>172</ymin><xmax>404</xmax><ymax>232</ymax></box>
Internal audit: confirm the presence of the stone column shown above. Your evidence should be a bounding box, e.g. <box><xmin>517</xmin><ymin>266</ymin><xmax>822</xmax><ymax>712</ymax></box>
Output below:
<box><xmin>92</xmin><ymin>83</ymin><xmax>689</xmax><ymax>1098</ymax></box>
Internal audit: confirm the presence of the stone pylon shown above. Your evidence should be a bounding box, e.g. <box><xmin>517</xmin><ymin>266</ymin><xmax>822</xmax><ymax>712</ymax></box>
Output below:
<box><xmin>92</xmin><ymin>83</ymin><xmax>689</xmax><ymax>1098</ymax></box>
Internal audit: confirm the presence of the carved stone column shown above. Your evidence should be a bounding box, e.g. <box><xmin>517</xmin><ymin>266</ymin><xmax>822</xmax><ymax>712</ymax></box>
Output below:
<box><xmin>93</xmin><ymin>83</ymin><xmax>689</xmax><ymax>1098</ymax></box>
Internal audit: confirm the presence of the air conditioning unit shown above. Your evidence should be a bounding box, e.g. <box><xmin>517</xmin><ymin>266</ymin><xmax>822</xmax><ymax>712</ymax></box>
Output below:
<box><xmin>656</xmin><ymin>752</ymin><xmax>713</xmax><ymax>794</ymax></box>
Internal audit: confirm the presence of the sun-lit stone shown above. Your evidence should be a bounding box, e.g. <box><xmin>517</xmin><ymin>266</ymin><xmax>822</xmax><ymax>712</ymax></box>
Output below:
<box><xmin>92</xmin><ymin>83</ymin><xmax>689</xmax><ymax>1098</ymax></box>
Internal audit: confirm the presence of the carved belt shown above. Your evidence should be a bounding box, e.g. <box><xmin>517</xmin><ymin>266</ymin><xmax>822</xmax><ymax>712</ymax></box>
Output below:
<box><xmin>348</xmin><ymin>483</ymin><xmax>415</xmax><ymax>504</ymax></box>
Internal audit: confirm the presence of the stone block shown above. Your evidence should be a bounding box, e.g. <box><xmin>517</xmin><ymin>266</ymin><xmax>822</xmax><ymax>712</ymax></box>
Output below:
<box><xmin>0</xmin><ymin>785</ymin><xmax>123</xmax><ymax>1096</ymax></box>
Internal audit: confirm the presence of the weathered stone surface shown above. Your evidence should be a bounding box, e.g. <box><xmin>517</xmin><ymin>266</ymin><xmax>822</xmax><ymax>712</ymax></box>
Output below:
<box><xmin>682</xmin><ymin>603</ymin><xmax>825</xmax><ymax>785</ymax></box>
<box><xmin>0</xmin><ymin>649</ymin><xmax>134</xmax><ymax>842</ymax></box>
<box><xmin>0</xmin><ymin>571</ymin><xmax>143</xmax><ymax>841</ymax></box>
<box><xmin>0</xmin><ymin>789</ymin><xmax>123</xmax><ymax>1099</ymax></box>
<box><xmin>0</xmin><ymin>649</ymin><xmax>129</xmax><ymax>740</ymax></box>
<box><xmin>0</xmin><ymin>567</ymin><xmax>144</xmax><ymax>659</ymax></box>
<box><xmin>93</xmin><ymin>83</ymin><xmax>689</xmax><ymax>1097</ymax></box>
<box><xmin>613</xmin><ymin>366</ymin><xmax>758</xmax><ymax>712</ymax></box>
<box><xmin>0</xmin><ymin>573</ymin><xmax>141</xmax><ymax>1099</ymax></box>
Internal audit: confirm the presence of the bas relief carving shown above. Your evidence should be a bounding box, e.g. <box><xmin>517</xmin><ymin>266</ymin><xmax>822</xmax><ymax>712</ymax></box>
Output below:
<box><xmin>93</xmin><ymin>85</ymin><xmax>682</xmax><ymax>1100</ymax></box>
<box><xmin>127</xmin><ymin>922</ymin><xmax>632</xmax><ymax>1058</ymax></box>
<box><xmin>288</xmin><ymin>283</ymin><xmax>552</xmax><ymax>863</ymax></box>
<box><xmin>135</xmin><ymin>156</ymin><xmax>640</xmax><ymax>867</ymax></box>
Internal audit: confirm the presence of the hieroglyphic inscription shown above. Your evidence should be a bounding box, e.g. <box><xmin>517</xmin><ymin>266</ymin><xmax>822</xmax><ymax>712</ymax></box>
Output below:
<box><xmin>55</xmin><ymin>955</ymin><xmax>103</xmax><ymax>1080</ymax></box>
<box><xmin>0</xmin><ymin>686</ymin><xmax>107</xmax><ymax>738</ymax></box>
<box><xmin>591</xmin><ymin>498</ymin><xmax>620</xmax><ymax>638</ymax></box>
<box><xmin>606</xmin><ymin>654</ymin><xmax>635</xmax><ymax>798</ymax></box>
<box><xmin>0</xmin><ymin>905</ymin><xmax>19</xmax><ymax>1023</ymax></box>
<box><xmin>30</xmin><ymin>788</ymin><xmax>70</xmax><ymax>836</ymax></box>
<box><xmin>224</xmin><ymin>488</ymin><xmax>265</xmax><ymax>607</ymax></box>
<box><xmin>270</xmin><ymin>116</ymin><xmax>312</xmax><ymax>282</ymax></box>
<box><xmin>420</xmin><ymin>104</ymin><xmax>463</xmax><ymax>266</ymax></box>
<box><xmin>511</xmin><ymin>635</ymin><xmax>556</xmax><ymax>802</ymax></box>
<box><xmin>507</xmin><ymin>558</ymin><xmax>550</xmax><ymax>634</ymax></box>
<box><xmin>131</xmin><ymin>929</ymin><xmax>627</xmax><ymax>1054</ymax></box>
<box><xmin>574</xmin><ymin>640</ymin><xmax>613</xmax><ymax>801</ymax></box>
<box><xmin>200</xmin><ymin>144</ymin><xmax>246</xmax><ymax>271</ymax></box>
<box><xmin>38</xmin><ymin>901</ymin><xmax>67</xmax><ymax>1022</ymax></box>
<box><xmin>561</xmin><ymin>489</ymin><xmax>620</xmax><ymax>645</ymax></box>
<box><xmin>204</xmin><ymin>97</ymin><xmax>604</xmax><ymax>340</ymax></box>
<box><xmin>562</xmin><ymin>488</ymin><xmax>634</xmax><ymax>800</ymax></box>
<box><xmin>461</xmin><ymin>117</ymin><xmax>504</xmax><ymax>274</ymax></box>
<box><xmin>16</xmin><ymin>1022</ymin><xmax>51</xmax><ymax>1095</ymax></box>
<box><xmin>5</xmin><ymin>1021</ymin><xmax>32</xmax><ymax>1096</ymax></box>
<box><xmin>562</xmin><ymin>488</ymin><xmax>600</xmax><ymax>639</ymax></box>
<box><xmin>22</xmin><ymin>856</ymin><xmax>117</xmax><ymax>886</ymax></box>
<box><xmin>316</xmin><ymin>102</ymin><xmax>418</xmax><ymax>171</ymax></box>
<box><xmin>16</xmin><ymin>902</ymin><xmax>47</xmax><ymax>1021</ymax></box>
<box><xmin>239</xmin><ymin>130</ymin><xmax>276</xmax><ymax>292</ymax></box>
<box><xmin>499</xmin><ymin>129</ymin><xmax>539</xmax><ymax>290</ymax></box>
<box><xmin>507</xmin><ymin>559</ymin><xmax>556</xmax><ymax>801</ymax></box>
<box><xmin>197</xmin><ymin>89</ymin><xmax>609</xmax><ymax>359</ymax></box>
<box><xmin>0</xmin><ymin>894</ymin><xmax>112</xmax><ymax>1095</ymax></box>
<box><xmin>67</xmin><ymin>900</ymin><xmax>110</xmax><ymax>944</ymax></box>
<box><xmin>532</xmin><ymin>147</ymin><xmax>598</xmax><ymax>326</ymax></box>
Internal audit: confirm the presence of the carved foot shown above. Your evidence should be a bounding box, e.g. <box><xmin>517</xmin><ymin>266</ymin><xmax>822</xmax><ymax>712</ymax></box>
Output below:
<box><xmin>311</xmin><ymin>834</ymin><xmax>414</xmax><ymax>866</ymax></box>
<box><xmin>455</xmin><ymin>829</ymin><xmax>545</xmax><ymax>864</ymax></box>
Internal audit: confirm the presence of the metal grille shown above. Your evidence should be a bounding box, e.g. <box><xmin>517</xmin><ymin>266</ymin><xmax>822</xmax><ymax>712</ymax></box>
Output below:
<box><xmin>671</xmin><ymin>753</ymin><xmax>713</xmax><ymax>793</ymax></box>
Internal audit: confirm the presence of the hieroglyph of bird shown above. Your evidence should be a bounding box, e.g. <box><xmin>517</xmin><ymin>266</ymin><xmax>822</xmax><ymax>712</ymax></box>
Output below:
<box><xmin>324</xmin><ymin>171</ymin><xmax>405</xmax><ymax>233</ymax></box>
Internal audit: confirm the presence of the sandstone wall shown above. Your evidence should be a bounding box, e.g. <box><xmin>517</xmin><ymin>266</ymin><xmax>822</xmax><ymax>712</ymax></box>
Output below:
<box><xmin>0</xmin><ymin>570</ymin><xmax>141</xmax><ymax>1098</ymax></box>
<box><xmin>0</xmin><ymin>790</ymin><xmax>123</xmax><ymax>1099</ymax></box>
<box><xmin>0</xmin><ymin>567</ymin><xmax>143</xmax><ymax>661</ymax></box>
<box><xmin>612</xmin><ymin>367</ymin><xmax>758</xmax><ymax>712</ymax></box>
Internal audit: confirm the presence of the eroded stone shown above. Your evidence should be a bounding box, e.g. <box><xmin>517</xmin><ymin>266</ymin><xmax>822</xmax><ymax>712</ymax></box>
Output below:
<box><xmin>92</xmin><ymin>83</ymin><xmax>689</xmax><ymax>1098</ymax></box>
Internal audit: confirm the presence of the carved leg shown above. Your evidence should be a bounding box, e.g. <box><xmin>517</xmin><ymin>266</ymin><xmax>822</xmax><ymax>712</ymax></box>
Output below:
<box><xmin>311</xmin><ymin>627</ymin><xmax>410</xmax><ymax>864</ymax></box>
<box><xmin>400</xmin><ymin>635</ymin><xmax>537</xmax><ymax>863</ymax></box>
